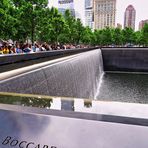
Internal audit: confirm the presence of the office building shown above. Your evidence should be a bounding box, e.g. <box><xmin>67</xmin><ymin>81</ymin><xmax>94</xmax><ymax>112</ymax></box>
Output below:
<box><xmin>85</xmin><ymin>0</ymin><xmax>94</xmax><ymax>29</ymax></box>
<box><xmin>124</xmin><ymin>5</ymin><xmax>136</xmax><ymax>30</ymax></box>
<box><xmin>94</xmin><ymin>0</ymin><xmax>116</xmax><ymax>30</ymax></box>
<box><xmin>58</xmin><ymin>0</ymin><xmax>75</xmax><ymax>17</ymax></box>
<box><xmin>139</xmin><ymin>19</ymin><xmax>148</xmax><ymax>30</ymax></box>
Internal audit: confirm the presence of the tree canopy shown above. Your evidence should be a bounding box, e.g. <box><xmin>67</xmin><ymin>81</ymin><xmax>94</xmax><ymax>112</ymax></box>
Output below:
<box><xmin>0</xmin><ymin>0</ymin><xmax>148</xmax><ymax>46</ymax></box>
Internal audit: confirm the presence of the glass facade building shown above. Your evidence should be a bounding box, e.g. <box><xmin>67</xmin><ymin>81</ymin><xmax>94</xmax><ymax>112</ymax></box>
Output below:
<box><xmin>58</xmin><ymin>0</ymin><xmax>75</xmax><ymax>17</ymax></box>
<box><xmin>124</xmin><ymin>5</ymin><xmax>136</xmax><ymax>30</ymax></box>
<box><xmin>85</xmin><ymin>0</ymin><xmax>94</xmax><ymax>30</ymax></box>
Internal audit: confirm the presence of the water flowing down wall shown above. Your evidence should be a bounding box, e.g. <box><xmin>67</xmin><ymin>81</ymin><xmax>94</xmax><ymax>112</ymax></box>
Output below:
<box><xmin>0</xmin><ymin>49</ymin><xmax>103</xmax><ymax>99</ymax></box>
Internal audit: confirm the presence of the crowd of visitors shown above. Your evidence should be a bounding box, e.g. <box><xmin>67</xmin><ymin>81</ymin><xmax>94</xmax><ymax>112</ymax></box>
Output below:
<box><xmin>0</xmin><ymin>40</ymin><xmax>89</xmax><ymax>55</ymax></box>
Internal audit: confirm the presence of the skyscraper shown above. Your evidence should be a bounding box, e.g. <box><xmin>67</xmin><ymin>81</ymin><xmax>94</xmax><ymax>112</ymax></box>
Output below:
<box><xmin>85</xmin><ymin>0</ymin><xmax>92</xmax><ymax>8</ymax></box>
<box><xmin>139</xmin><ymin>19</ymin><xmax>148</xmax><ymax>30</ymax></box>
<box><xmin>94</xmin><ymin>0</ymin><xmax>116</xmax><ymax>30</ymax></box>
<box><xmin>124</xmin><ymin>5</ymin><xmax>136</xmax><ymax>30</ymax></box>
<box><xmin>85</xmin><ymin>0</ymin><xmax>94</xmax><ymax>30</ymax></box>
<box><xmin>58</xmin><ymin>0</ymin><xmax>75</xmax><ymax>17</ymax></box>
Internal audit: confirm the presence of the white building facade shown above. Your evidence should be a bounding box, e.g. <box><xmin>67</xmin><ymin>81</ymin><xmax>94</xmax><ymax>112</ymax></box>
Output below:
<box><xmin>94</xmin><ymin>0</ymin><xmax>116</xmax><ymax>30</ymax></box>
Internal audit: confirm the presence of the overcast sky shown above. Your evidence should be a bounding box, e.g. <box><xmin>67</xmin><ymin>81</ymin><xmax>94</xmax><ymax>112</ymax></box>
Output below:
<box><xmin>49</xmin><ymin>0</ymin><xmax>148</xmax><ymax>30</ymax></box>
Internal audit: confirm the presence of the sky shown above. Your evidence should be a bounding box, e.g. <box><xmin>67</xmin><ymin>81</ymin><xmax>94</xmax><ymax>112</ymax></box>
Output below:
<box><xmin>48</xmin><ymin>0</ymin><xmax>148</xmax><ymax>30</ymax></box>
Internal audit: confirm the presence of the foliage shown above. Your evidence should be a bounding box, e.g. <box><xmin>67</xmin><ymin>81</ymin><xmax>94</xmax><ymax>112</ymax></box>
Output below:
<box><xmin>81</xmin><ymin>26</ymin><xmax>93</xmax><ymax>45</ymax></box>
<box><xmin>0</xmin><ymin>95</ymin><xmax>53</xmax><ymax>108</ymax></box>
<box><xmin>0</xmin><ymin>0</ymin><xmax>148</xmax><ymax>47</ymax></box>
<box><xmin>141</xmin><ymin>23</ymin><xmax>148</xmax><ymax>46</ymax></box>
<box><xmin>112</xmin><ymin>28</ymin><xmax>123</xmax><ymax>46</ymax></box>
<box><xmin>101</xmin><ymin>27</ymin><xmax>113</xmax><ymax>46</ymax></box>
<box><xmin>122</xmin><ymin>27</ymin><xmax>135</xmax><ymax>45</ymax></box>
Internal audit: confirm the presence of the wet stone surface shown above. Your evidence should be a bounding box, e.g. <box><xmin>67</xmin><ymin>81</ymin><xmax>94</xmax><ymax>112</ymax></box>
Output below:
<box><xmin>0</xmin><ymin>109</ymin><xmax>148</xmax><ymax>148</ymax></box>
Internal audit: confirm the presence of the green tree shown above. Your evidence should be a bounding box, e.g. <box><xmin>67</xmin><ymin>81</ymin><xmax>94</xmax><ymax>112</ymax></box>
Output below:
<box><xmin>122</xmin><ymin>27</ymin><xmax>135</xmax><ymax>45</ymax></box>
<box><xmin>48</xmin><ymin>7</ymin><xmax>66</xmax><ymax>44</ymax></box>
<box><xmin>132</xmin><ymin>31</ymin><xmax>142</xmax><ymax>46</ymax></box>
<box><xmin>81</xmin><ymin>26</ymin><xmax>93</xmax><ymax>45</ymax></box>
<box><xmin>141</xmin><ymin>23</ymin><xmax>148</xmax><ymax>46</ymax></box>
<box><xmin>74</xmin><ymin>18</ymin><xmax>84</xmax><ymax>44</ymax></box>
<box><xmin>93</xmin><ymin>29</ymin><xmax>103</xmax><ymax>46</ymax></box>
<box><xmin>0</xmin><ymin>0</ymin><xmax>17</xmax><ymax>40</ymax></box>
<box><xmin>2</xmin><ymin>1</ymin><xmax>147</xmax><ymax>47</ymax></box>
<box><xmin>112</xmin><ymin>28</ymin><xmax>123</xmax><ymax>46</ymax></box>
<box><xmin>10</xmin><ymin>0</ymin><xmax>48</xmax><ymax>42</ymax></box>
<box><xmin>63</xmin><ymin>9</ymin><xmax>80</xmax><ymax>44</ymax></box>
<box><xmin>101</xmin><ymin>27</ymin><xmax>113</xmax><ymax>46</ymax></box>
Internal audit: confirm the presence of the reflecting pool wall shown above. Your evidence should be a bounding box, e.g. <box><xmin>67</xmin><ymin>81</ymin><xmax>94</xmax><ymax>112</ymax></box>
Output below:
<box><xmin>0</xmin><ymin>48</ymin><xmax>148</xmax><ymax>102</ymax></box>
<box><xmin>0</xmin><ymin>50</ymin><xmax>103</xmax><ymax>99</ymax></box>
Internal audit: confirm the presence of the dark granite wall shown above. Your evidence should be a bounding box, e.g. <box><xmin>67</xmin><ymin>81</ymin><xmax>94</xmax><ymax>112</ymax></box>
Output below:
<box><xmin>0</xmin><ymin>48</ymin><xmax>97</xmax><ymax>65</ymax></box>
<box><xmin>101</xmin><ymin>48</ymin><xmax>148</xmax><ymax>72</ymax></box>
<box><xmin>1</xmin><ymin>48</ymin><xmax>148</xmax><ymax>99</ymax></box>
<box><xmin>0</xmin><ymin>50</ymin><xmax>103</xmax><ymax>99</ymax></box>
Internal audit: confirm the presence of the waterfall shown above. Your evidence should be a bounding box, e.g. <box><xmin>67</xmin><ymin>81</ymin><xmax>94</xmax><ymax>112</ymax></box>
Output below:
<box><xmin>0</xmin><ymin>49</ymin><xmax>104</xmax><ymax>99</ymax></box>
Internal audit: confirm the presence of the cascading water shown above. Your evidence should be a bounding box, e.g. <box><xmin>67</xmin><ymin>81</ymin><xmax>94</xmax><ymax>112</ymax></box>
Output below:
<box><xmin>94</xmin><ymin>72</ymin><xmax>104</xmax><ymax>99</ymax></box>
<box><xmin>0</xmin><ymin>49</ymin><xmax>104</xmax><ymax>99</ymax></box>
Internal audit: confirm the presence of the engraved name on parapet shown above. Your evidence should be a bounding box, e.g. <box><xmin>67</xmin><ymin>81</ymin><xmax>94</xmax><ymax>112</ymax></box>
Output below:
<box><xmin>2</xmin><ymin>136</ymin><xmax>57</xmax><ymax>148</ymax></box>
